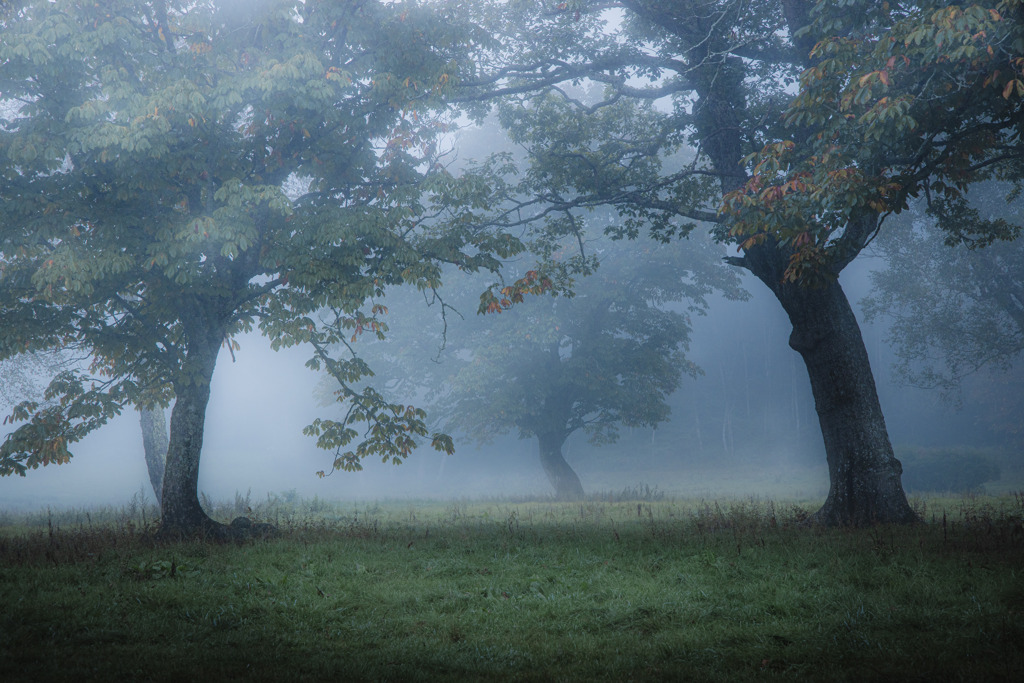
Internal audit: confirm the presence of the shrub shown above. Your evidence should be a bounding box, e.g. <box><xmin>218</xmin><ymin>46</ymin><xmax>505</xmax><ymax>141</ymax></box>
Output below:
<box><xmin>896</xmin><ymin>445</ymin><xmax>1002</xmax><ymax>493</ymax></box>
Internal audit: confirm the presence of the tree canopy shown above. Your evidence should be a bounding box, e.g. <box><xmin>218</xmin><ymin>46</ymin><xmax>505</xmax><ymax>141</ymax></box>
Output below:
<box><xmin>440</xmin><ymin>0</ymin><xmax>1024</xmax><ymax>524</ymax></box>
<box><xmin>0</xmin><ymin>0</ymin><xmax>518</xmax><ymax>534</ymax></box>
<box><xmin>724</xmin><ymin>0</ymin><xmax>1024</xmax><ymax>274</ymax></box>
<box><xmin>2</xmin><ymin>0</ymin><xmax>1022</xmax><ymax>529</ymax></box>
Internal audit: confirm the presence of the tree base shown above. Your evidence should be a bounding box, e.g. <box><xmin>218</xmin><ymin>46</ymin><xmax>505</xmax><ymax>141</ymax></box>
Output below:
<box><xmin>810</xmin><ymin>501</ymin><xmax>920</xmax><ymax>527</ymax></box>
<box><xmin>154</xmin><ymin>516</ymin><xmax>278</xmax><ymax>541</ymax></box>
<box><xmin>538</xmin><ymin>434</ymin><xmax>585</xmax><ymax>501</ymax></box>
<box><xmin>809</xmin><ymin>472</ymin><xmax>920</xmax><ymax>527</ymax></box>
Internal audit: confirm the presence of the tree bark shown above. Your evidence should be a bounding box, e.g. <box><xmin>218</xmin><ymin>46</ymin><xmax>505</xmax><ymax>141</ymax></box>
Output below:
<box><xmin>159</xmin><ymin>330</ymin><xmax>224</xmax><ymax>536</ymax></box>
<box><xmin>139</xmin><ymin>407</ymin><xmax>168</xmax><ymax>504</ymax></box>
<box><xmin>675</xmin><ymin>11</ymin><xmax>917</xmax><ymax>525</ymax></box>
<box><xmin>748</xmin><ymin>251</ymin><xmax>917</xmax><ymax>525</ymax></box>
<box><xmin>537</xmin><ymin>431</ymin><xmax>585</xmax><ymax>500</ymax></box>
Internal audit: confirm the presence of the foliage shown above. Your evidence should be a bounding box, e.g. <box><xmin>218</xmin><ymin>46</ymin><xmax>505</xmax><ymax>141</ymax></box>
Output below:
<box><xmin>452</xmin><ymin>1</ymin><xmax>733</xmax><ymax>245</ymax></box>
<box><xmin>0</xmin><ymin>0</ymin><xmax>516</xmax><ymax>487</ymax></box>
<box><xmin>0</xmin><ymin>351</ymin><xmax>72</xmax><ymax>410</ymax></box>
<box><xmin>863</xmin><ymin>184</ymin><xmax>1024</xmax><ymax>395</ymax></box>
<box><xmin>724</xmin><ymin>0</ymin><xmax>1024</xmax><ymax>280</ymax></box>
<box><xmin>444</xmin><ymin>0</ymin><xmax>1024</xmax><ymax>524</ymax></box>
<box><xmin>897</xmin><ymin>445</ymin><xmax>1002</xmax><ymax>493</ymax></box>
<box><xmin>444</xmin><ymin>231</ymin><xmax>736</xmax><ymax>449</ymax></box>
<box><xmin>1</xmin><ymin>495</ymin><xmax>1023</xmax><ymax>681</ymax></box>
<box><xmin>451</xmin><ymin>0</ymin><xmax>1023</xmax><ymax>299</ymax></box>
<box><xmin>340</xmin><ymin>221</ymin><xmax>743</xmax><ymax>494</ymax></box>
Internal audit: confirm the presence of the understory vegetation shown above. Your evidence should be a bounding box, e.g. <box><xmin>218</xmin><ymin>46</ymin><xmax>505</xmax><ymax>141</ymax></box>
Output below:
<box><xmin>2</xmin><ymin>493</ymin><xmax>1023</xmax><ymax>681</ymax></box>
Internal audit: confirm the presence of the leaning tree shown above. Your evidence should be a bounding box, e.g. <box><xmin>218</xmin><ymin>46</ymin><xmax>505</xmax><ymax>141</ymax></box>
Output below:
<box><xmin>447</xmin><ymin>0</ymin><xmax>1024</xmax><ymax>525</ymax></box>
<box><xmin>453</xmin><ymin>232</ymin><xmax>743</xmax><ymax>499</ymax></box>
<box><xmin>354</xmin><ymin>225</ymin><xmax>743</xmax><ymax>499</ymax></box>
<box><xmin>0</xmin><ymin>0</ymin><xmax>518</xmax><ymax>535</ymax></box>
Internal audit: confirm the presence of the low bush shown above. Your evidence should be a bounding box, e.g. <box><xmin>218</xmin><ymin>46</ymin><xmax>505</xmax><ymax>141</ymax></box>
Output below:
<box><xmin>897</xmin><ymin>445</ymin><xmax>1002</xmax><ymax>492</ymax></box>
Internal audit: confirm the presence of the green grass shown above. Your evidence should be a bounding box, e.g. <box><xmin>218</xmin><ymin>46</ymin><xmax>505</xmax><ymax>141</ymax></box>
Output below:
<box><xmin>2</xmin><ymin>494</ymin><xmax>1023</xmax><ymax>681</ymax></box>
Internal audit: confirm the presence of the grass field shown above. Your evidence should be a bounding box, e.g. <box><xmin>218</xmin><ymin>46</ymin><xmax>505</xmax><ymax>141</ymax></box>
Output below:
<box><xmin>2</xmin><ymin>492</ymin><xmax>1023</xmax><ymax>681</ymax></box>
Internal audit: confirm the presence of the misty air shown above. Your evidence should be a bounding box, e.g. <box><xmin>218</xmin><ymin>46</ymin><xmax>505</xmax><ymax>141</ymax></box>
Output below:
<box><xmin>1</xmin><ymin>1</ymin><xmax>1022</xmax><ymax>680</ymax></box>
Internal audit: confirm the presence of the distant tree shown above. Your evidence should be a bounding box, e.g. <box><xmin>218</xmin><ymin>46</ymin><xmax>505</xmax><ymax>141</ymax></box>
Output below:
<box><xmin>0</xmin><ymin>0</ymin><xmax>517</xmax><ymax>535</ymax></box>
<box><xmin>139</xmin><ymin>407</ymin><xmax>169</xmax><ymax>504</ymax></box>
<box><xmin>864</xmin><ymin>190</ymin><xmax>1024</xmax><ymax>396</ymax></box>
<box><xmin>0</xmin><ymin>353</ymin><xmax>65</xmax><ymax>411</ymax></box>
<box><xmin>447</xmin><ymin>0</ymin><xmax>1024</xmax><ymax>524</ymax></box>
<box><xmin>352</xmin><ymin>228</ymin><xmax>743</xmax><ymax>499</ymax></box>
<box><xmin>1</xmin><ymin>352</ymin><xmax>169</xmax><ymax>502</ymax></box>
<box><xmin>864</xmin><ymin>183</ymin><xmax>1024</xmax><ymax>445</ymax></box>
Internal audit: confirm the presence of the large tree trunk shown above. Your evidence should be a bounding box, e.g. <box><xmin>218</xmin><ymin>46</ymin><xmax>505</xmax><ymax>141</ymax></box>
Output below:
<box><xmin>674</xmin><ymin>18</ymin><xmax>917</xmax><ymax>525</ymax></box>
<box><xmin>784</xmin><ymin>284</ymin><xmax>916</xmax><ymax>525</ymax></box>
<box><xmin>537</xmin><ymin>431</ymin><xmax>585</xmax><ymax>500</ymax></box>
<box><xmin>139</xmin><ymin>407</ymin><xmax>168</xmax><ymax>504</ymax></box>
<box><xmin>746</xmin><ymin>244</ymin><xmax>917</xmax><ymax>525</ymax></box>
<box><xmin>159</xmin><ymin>331</ymin><xmax>224</xmax><ymax>536</ymax></box>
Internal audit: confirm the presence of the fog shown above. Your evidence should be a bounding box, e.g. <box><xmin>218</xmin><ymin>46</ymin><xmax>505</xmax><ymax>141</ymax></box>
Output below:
<box><xmin>3</xmin><ymin>248</ymin><xmax>1007</xmax><ymax>513</ymax></box>
<box><xmin>0</xmin><ymin>333</ymin><xmax>554</xmax><ymax>510</ymax></box>
<box><xmin>1</xmin><ymin>3</ymin><xmax>1019</xmax><ymax>514</ymax></box>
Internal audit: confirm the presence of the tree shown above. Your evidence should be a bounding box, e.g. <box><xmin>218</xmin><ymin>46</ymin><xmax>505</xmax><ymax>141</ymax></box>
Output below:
<box><xmin>1</xmin><ymin>351</ymin><xmax>169</xmax><ymax>502</ymax></box>
<box><xmin>722</xmin><ymin>0</ymin><xmax>1024</xmax><ymax>515</ymax></box>
<box><xmin>139</xmin><ymin>407</ymin><xmax>169</xmax><ymax>504</ymax></box>
<box><xmin>412</xmin><ymin>230</ymin><xmax>741</xmax><ymax>499</ymax></box>
<box><xmin>0</xmin><ymin>353</ymin><xmax>65</xmax><ymax>412</ymax></box>
<box><xmin>0</xmin><ymin>0</ymin><xmax>517</xmax><ymax>535</ymax></box>
<box><xmin>863</xmin><ymin>183</ymin><xmax>1024</xmax><ymax>444</ymax></box>
<box><xmin>864</xmin><ymin>189</ymin><xmax>1024</xmax><ymax>396</ymax></box>
<box><xmin>448</xmin><ymin>0</ymin><xmax>1024</xmax><ymax>524</ymax></box>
